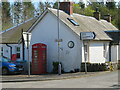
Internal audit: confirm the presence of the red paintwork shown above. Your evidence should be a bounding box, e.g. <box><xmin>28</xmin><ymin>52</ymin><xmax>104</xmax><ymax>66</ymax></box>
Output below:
<box><xmin>32</xmin><ymin>43</ymin><xmax>47</xmax><ymax>74</ymax></box>
<box><xmin>11</xmin><ymin>54</ymin><xmax>17</xmax><ymax>61</ymax></box>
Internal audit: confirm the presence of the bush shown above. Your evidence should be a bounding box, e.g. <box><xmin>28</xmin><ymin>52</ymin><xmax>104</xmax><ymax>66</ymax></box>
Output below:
<box><xmin>81</xmin><ymin>63</ymin><xmax>108</xmax><ymax>72</ymax></box>
<box><xmin>118</xmin><ymin>60</ymin><xmax>120</xmax><ymax>70</ymax></box>
<box><xmin>52</xmin><ymin>62</ymin><xmax>64</xmax><ymax>74</ymax></box>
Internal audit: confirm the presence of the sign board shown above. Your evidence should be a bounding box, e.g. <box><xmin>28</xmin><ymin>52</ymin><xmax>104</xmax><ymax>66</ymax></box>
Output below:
<box><xmin>55</xmin><ymin>39</ymin><xmax>63</xmax><ymax>42</ymax></box>
<box><xmin>23</xmin><ymin>32</ymin><xmax>32</xmax><ymax>48</ymax></box>
<box><xmin>80</xmin><ymin>32</ymin><xmax>96</xmax><ymax>40</ymax></box>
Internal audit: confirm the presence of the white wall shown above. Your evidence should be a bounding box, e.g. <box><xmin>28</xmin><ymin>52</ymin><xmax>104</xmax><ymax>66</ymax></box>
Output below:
<box><xmin>119</xmin><ymin>44</ymin><xmax>120</xmax><ymax>60</ymax></box>
<box><xmin>86</xmin><ymin>41</ymin><xmax>109</xmax><ymax>63</ymax></box>
<box><xmin>111</xmin><ymin>45</ymin><xmax>119</xmax><ymax>61</ymax></box>
<box><xmin>0</xmin><ymin>44</ymin><xmax>23</xmax><ymax>60</ymax></box>
<box><xmin>29</xmin><ymin>12</ymin><xmax>82</xmax><ymax>72</ymax></box>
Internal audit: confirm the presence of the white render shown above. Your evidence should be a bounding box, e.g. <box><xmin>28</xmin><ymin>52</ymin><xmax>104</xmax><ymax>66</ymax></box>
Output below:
<box><xmin>82</xmin><ymin>41</ymin><xmax>110</xmax><ymax>63</ymax></box>
<box><xmin>29</xmin><ymin>12</ymin><xmax>82</xmax><ymax>72</ymax></box>
<box><xmin>111</xmin><ymin>45</ymin><xmax>119</xmax><ymax>62</ymax></box>
<box><xmin>89</xmin><ymin>41</ymin><xmax>109</xmax><ymax>63</ymax></box>
<box><xmin>119</xmin><ymin>45</ymin><xmax>120</xmax><ymax>60</ymax></box>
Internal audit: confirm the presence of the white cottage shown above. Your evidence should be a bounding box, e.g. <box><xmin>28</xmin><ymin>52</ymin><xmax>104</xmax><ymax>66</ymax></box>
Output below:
<box><xmin>0</xmin><ymin>2</ymin><xmax>120</xmax><ymax>72</ymax></box>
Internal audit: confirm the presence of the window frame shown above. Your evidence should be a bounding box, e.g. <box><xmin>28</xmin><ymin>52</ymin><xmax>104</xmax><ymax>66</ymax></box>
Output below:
<box><xmin>16</xmin><ymin>47</ymin><xmax>21</xmax><ymax>59</ymax></box>
<box><xmin>67</xmin><ymin>18</ymin><xmax>79</xmax><ymax>26</ymax></box>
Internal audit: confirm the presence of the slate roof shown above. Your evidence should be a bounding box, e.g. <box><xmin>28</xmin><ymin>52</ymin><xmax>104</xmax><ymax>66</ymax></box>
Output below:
<box><xmin>0</xmin><ymin>18</ymin><xmax>37</xmax><ymax>44</ymax></box>
<box><xmin>0</xmin><ymin>8</ymin><xmax>119</xmax><ymax>44</ymax></box>
<box><xmin>48</xmin><ymin>8</ymin><xmax>118</xmax><ymax>41</ymax></box>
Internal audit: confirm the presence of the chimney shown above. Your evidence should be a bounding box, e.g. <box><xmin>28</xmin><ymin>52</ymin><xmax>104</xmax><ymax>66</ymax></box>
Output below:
<box><xmin>93</xmin><ymin>7</ymin><xmax>101</xmax><ymax>20</ymax></box>
<box><xmin>59</xmin><ymin>2</ymin><xmax>73</xmax><ymax>15</ymax></box>
<box><xmin>104</xmin><ymin>14</ymin><xmax>111</xmax><ymax>23</ymax></box>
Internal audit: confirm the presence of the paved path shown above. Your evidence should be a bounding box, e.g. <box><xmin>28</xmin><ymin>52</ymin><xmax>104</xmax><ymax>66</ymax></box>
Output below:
<box><xmin>2</xmin><ymin>71</ymin><xmax>119</xmax><ymax>88</ymax></box>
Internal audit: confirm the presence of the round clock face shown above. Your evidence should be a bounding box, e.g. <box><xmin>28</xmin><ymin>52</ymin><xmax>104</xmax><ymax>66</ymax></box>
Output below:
<box><xmin>68</xmin><ymin>41</ymin><xmax>74</xmax><ymax>48</ymax></box>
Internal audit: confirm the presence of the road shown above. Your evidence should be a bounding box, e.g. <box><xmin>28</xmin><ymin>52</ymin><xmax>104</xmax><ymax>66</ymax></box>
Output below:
<box><xmin>2</xmin><ymin>71</ymin><xmax>119</xmax><ymax>88</ymax></box>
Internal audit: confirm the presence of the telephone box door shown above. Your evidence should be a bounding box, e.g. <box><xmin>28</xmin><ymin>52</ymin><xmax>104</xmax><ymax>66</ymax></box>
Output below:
<box><xmin>32</xmin><ymin>43</ymin><xmax>47</xmax><ymax>74</ymax></box>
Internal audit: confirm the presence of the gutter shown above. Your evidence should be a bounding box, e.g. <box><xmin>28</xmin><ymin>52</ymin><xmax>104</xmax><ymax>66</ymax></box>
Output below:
<box><xmin>6</xmin><ymin>44</ymin><xmax>12</xmax><ymax>59</ymax></box>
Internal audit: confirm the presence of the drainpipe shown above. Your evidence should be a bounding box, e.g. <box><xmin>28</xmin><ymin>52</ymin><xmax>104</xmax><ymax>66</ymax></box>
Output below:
<box><xmin>21</xmin><ymin>29</ymin><xmax>25</xmax><ymax>60</ymax></box>
<box><xmin>6</xmin><ymin>44</ymin><xmax>12</xmax><ymax>59</ymax></box>
<box><xmin>109</xmin><ymin>42</ymin><xmax>112</xmax><ymax>62</ymax></box>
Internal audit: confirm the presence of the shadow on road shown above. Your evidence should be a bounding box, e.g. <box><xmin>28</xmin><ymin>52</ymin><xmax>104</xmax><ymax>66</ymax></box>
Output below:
<box><xmin>110</xmin><ymin>84</ymin><xmax>120</xmax><ymax>89</ymax></box>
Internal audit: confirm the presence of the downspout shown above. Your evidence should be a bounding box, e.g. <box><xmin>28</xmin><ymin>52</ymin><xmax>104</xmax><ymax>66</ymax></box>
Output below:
<box><xmin>109</xmin><ymin>42</ymin><xmax>112</xmax><ymax>62</ymax></box>
<box><xmin>21</xmin><ymin>29</ymin><xmax>25</xmax><ymax>60</ymax></box>
<box><xmin>6</xmin><ymin>44</ymin><xmax>12</xmax><ymax>59</ymax></box>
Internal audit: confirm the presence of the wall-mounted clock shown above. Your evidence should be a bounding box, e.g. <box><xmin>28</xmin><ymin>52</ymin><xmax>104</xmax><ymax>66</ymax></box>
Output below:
<box><xmin>68</xmin><ymin>41</ymin><xmax>74</xmax><ymax>48</ymax></box>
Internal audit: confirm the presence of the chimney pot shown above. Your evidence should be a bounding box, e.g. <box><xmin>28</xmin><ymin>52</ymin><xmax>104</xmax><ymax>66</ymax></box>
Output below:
<box><xmin>93</xmin><ymin>7</ymin><xmax>101</xmax><ymax>20</ymax></box>
<box><xmin>104</xmin><ymin>14</ymin><xmax>111</xmax><ymax>23</ymax></box>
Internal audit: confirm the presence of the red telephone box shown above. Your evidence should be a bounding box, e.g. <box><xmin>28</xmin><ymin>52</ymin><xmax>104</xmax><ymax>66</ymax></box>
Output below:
<box><xmin>32</xmin><ymin>43</ymin><xmax>47</xmax><ymax>74</ymax></box>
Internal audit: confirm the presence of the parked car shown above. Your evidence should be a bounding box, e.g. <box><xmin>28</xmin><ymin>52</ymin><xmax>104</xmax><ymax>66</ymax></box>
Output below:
<box><xmin>0</xmin><ymin>56</ymin><xmax>24</xmax><ymax>75</ymax></box>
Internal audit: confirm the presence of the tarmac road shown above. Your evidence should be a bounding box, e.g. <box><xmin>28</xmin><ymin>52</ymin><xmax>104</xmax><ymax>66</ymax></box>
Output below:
<box><xmin>2</xmin><ymin>71</ymin><xmax>119</xmax><ymax>88</ymax></box>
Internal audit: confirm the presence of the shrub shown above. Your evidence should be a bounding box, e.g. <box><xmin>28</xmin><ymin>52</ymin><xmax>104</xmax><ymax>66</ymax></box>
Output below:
<box><xmin>52</xmin><ymin>62</ymin><xmax>64</xmax><ymax>74</ymax></box>
<box><xmin>118</xmin><ymin>60</ymin><xmax>120</xmax><ymax>70</ymax></box>
<box><xmin>81</xmin><ymin>63</ymin><xmax>108</xmax><ymax>72</ymax></box>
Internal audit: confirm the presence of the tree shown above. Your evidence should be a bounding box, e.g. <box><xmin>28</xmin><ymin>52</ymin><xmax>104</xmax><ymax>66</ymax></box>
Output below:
<box><xmin>73</xmin><ymin>2</ymin><xmax>94</xmax><ymax>16</ymax></box>
<box><xmin>2</xmin><ymin>1</ymin><xmax>12</xmax><ymax>30</ymax></box>
<box><xmin>117</xmin><ymin>1</ymin><xmax>120</xmax><ymax>29</ymax></box>
<box><xmin>106</xmin><ymin>0</ymin><xmax>116</xmax><ymax>10</ymax></box>
<box><xmin>12</xmin><ymin>1</ymin><xmax>24</xmax><ymax>25</ymax></box>
<box><xmin>23</xmin><ymin>2</ymin><xmax>35</xmax><ymax>20</ymax></box>
<box><xmin>53</xmin><ymin>2</ymin><xmax>58</xmax><ymax>9</ymax></box>
<box><xmin>39</xmin><ymin>2</ymin><xmax>45</xmax><ymax>14</ymax></box>
<box><xmin>73</xmin><ymin>3</ymin><xmax>81</xmax><ymax>14</ymax></box>
<box><xmin>44</xmin><ymin>2</ymin><xmax>52</xmax><ymax>8</ymax></box>
<box><xmin>78</xmin><ymin>2</ymin><xmax>85</xmax><ymax>9</ymax></box>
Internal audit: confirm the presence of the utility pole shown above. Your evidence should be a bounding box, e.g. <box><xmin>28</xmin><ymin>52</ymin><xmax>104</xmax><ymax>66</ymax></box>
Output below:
<box><xmin>80</xmin><ymin>32</ymin><xmax>96</xmax><ymax>74</ymax></box>
<box><xmin>23</xmin><ymin>32</ymin><xmax>31</xmax><ymax>77</ymax></box>
<box><xmin>57</xmin><ymin>1</ymin><xmax>61</xmax><ymax>75</ymax></box>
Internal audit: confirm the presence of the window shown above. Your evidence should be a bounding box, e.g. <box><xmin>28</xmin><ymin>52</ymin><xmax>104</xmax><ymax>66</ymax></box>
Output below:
<box><xmin>103</xmin><ymin>43</ymin><xmax>107</xmax><ymax>57</ymax></box>
<box><xmin>67</xmin><ymin>18</ymin><xmax>79</xmax><ymax>26</ymax></box>
<box><xmin>16</xmin><ymin>47</ymin><xmax>20</xmax><ymax>59</ymax></box>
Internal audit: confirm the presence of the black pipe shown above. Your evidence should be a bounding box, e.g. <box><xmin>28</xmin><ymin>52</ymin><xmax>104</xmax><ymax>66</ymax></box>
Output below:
<box><xmin>6</xmin><ymin>44</ymin><xmax>12</xmax><ymax>59</ymax></box>
<box><xmin>21</xmin><ymin>29</ymin><xmax>25</xmax><ymax>60</ymax></box>
<box><xmin>109</xmin><ymin>42</ymin><xmax>111</xmax><ymax>62</ymax></box>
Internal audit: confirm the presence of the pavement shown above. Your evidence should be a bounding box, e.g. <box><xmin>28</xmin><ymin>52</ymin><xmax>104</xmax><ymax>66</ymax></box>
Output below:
<box><xmin>1</xmin><ymin>71</ymin><xmax>114</xmax><ymax>82</ymax></box>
